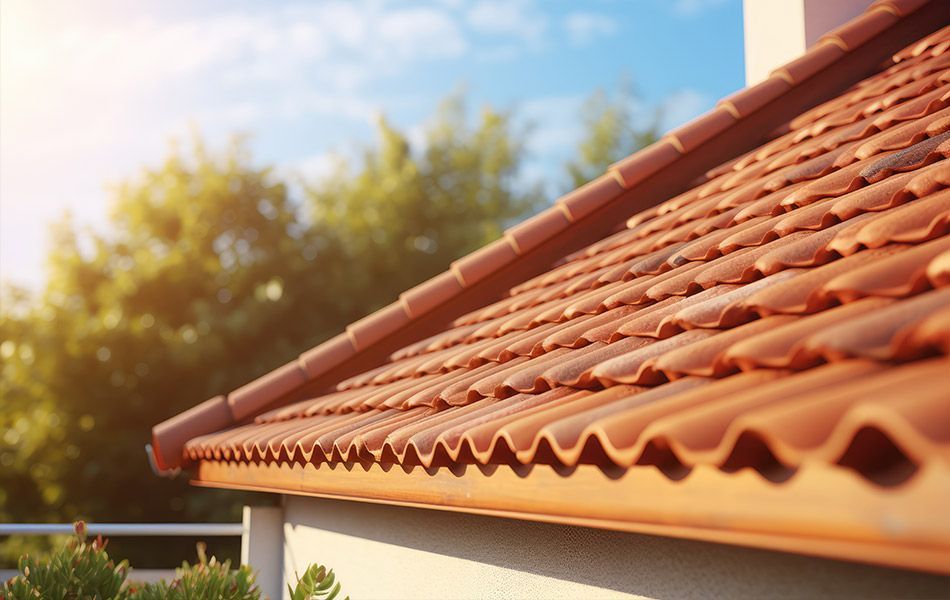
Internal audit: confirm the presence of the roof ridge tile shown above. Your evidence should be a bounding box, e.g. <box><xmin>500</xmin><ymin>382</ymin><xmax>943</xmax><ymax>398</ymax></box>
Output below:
<box><xmin>228</xmin><ymin>361</ymin><xmax>309</xmax><ymax>421</ymax></box>
<box><xmin>555</xmin><ymin>173</ymin><xmax>626</xmax><ymax>221</ymax></box>
<box><xmin>346</xmin><ymin>302</ymin><xmax>413</xmax><ymax>352</ymax></box>
<box><xmin>608</xmin><ymin>140</ymin><xmax>681</xmax><ymax>189</ymax></box>
<box><xmin>821</xmin><ymin>7</ymin><xmax>900</xmax><ymax>51</ymax></box>
<box><xmin>299</xmin><ymin>333</ymin><xmax>357</xmax><ymax>379</ymax></box>
<box><xmin>505</xmin><ymin>208</ymin><xmax>573</xmax><ymax>254</ymax></box>
<box><xmin>870</xmin><ymin>0</ymin><xmax>931</xmax><ymax>18</ymax></box>
<box><xmin>451</xmin><ymin>237</ymin><xmax>519</xmax><ymax>286</ymax></box>
<box><xmin>667</xmin><ymin>106</ymin><xmax>739</xmax><ymax>153</ymax></box>
<box><xmin>771</xmin><ymin>42</ymin><xmax>847</xmax><ymax>85</ymax></box>
<box><xmin>399</xmin><ymin>271</ymin><xmax>465</xmax><ymax>319</ymax></box>
<box><xmin>717</xmin><ymin>77</ymin><xmax>793</xmax><ymax>119</ymax></box>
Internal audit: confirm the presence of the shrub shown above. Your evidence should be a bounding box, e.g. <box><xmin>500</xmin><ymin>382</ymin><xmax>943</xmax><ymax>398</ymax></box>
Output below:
<box><xmin>0</xmin><ymin>522</ymin><xmax>347</xmax><ymax>600</ymax></box>
<box><xmin>1</xmin><ymin>522</ymin><xmax>130</xmax><ymax>600</ymax></box>
<box><xmin>127</xmin><ymin>542</ymin><xmax>259</xmax><ymax>600</ymax></box>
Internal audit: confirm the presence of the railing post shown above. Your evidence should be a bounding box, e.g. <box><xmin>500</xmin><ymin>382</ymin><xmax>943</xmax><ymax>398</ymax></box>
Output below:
<box><xmin>241</xmin><ymin>505</ymin><xmax>284</xmax><ymax>599</ymax></box>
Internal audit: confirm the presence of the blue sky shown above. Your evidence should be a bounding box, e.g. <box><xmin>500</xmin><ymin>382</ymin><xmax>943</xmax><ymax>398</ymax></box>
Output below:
<box><xmin>0</xmin><ymin>0</ymin><xmax>743</xmax><ymax>289</ymax></box>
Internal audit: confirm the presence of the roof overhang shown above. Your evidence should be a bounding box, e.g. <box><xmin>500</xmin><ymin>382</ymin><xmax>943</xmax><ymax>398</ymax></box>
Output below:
<box><xmin>194</xmin><ymin>459</ymin><xmax>950</xmax><ymax>574</ymax></box>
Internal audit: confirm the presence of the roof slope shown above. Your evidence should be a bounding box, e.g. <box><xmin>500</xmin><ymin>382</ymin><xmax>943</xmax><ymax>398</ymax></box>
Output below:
<box><xmin>154</xmin><ymin>0</ymin><xmax>950</xmax><ymax>573</ymax></box>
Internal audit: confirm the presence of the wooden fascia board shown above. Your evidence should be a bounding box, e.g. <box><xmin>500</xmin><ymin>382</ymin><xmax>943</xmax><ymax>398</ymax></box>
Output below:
<box><xmin>194</xmin><ymin>459</ymin><xmax>950</xmax><ymax>575</ymax></box>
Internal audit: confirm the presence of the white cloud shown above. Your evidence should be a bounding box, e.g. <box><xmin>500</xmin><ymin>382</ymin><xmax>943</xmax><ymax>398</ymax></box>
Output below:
<box><xmin>1</xmin><ymin>0</ymin><xmax>706</xmax><ymax>288</ymax></box>
<box><xmin>282</xmin><ymin>151</ymin><xmax>345</xmax><ymax>181</ymax></box>
<box><xmin>0</xmin><ymin>2</ymin><xmax>468</xmax><ymax>132</ymax></box>
<box><xmin>466</xmin><ymin>0</ymin><xmax>548</xmax><ymax>47</ymax></box>
<box><xmin>0</xmin><ymin>0</ymin><xmax>480</xmax><ymax>287</ymax></box>
<box><xmin>521</xmin><ymin>94</ymin><xmax>585</xmax><ymax>152</ymax></box>
<box><xmin>516</xmin><ymin>87</ymin><xmax>714</xmax><ymax>195</ymax></box>
<box><xmin>378</xmin><ymin>8</ymin><xmax>466</xmax><ymax>60</ymax></box>
<box><xmin>517</xmin><ymin>94</ymin><xmax>586</xmax><ymax>194</ymax></box>
<box><xmin>563</xmin><ymin>13</ymin><xmax>618</xmax><ymax>46</ymax></box>
<box><xmin>277</xmin><ymin>92</ymin><xmax>379</xmax><ymax>124</ymax></box>
<box><xmin>660</xmin><ymin>89</ymin><xmax>712</xmax><ymax>130</ymax></box>
<box><xmin>405</xmin><ymin>122</ymin><xmax>428</xmax><ymax>155</ymax></box>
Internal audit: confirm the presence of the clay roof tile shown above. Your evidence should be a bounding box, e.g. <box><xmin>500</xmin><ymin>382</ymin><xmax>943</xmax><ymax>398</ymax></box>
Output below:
<box><xmin>154</xmin><ymin>5</ymin><xmax>950</xmax><ymax>572</ymax></box>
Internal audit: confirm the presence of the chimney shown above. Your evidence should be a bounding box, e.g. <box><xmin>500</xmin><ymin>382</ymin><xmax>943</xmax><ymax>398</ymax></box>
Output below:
<box><xmin>742</xmin><ymin>0</ymin><xmax>875</xmax><ymax>85</ymax></box>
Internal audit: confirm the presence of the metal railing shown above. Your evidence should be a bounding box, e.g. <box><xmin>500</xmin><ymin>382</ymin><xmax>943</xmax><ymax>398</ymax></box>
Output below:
<box><xmin>0</xmin><ymin>522</ymin><xmax>245</xmax><ymax>585</ymax></box>
<box><xmin>0</xmin><ymin>523</ymin><xmax>243</xmax><ymax>537</ymax></box>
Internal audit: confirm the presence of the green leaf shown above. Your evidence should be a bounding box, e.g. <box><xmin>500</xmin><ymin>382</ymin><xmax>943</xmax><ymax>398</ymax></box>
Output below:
<box><xmin>289</xmin><ymin>563</ymin><xmax>347</xmax><ymax>600</ymax></box>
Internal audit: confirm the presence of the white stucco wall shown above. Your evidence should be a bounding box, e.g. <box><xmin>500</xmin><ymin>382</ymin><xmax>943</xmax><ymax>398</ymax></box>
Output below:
<box><xmin>743</xmin><ymin>0</ymin><xmax>874</xmax><ymax>85</ymax></box>
<box><xmin>277</xmin><ymin>495</ymin><xmax>948</xmax><ymax>600</ymax></box>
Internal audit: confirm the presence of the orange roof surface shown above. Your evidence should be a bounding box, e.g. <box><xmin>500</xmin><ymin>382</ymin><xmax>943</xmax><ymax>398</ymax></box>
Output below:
<box><xmin>152</xmin><ymin>0</ymin><xmax>950</xmax><ymax>573</ymax></box>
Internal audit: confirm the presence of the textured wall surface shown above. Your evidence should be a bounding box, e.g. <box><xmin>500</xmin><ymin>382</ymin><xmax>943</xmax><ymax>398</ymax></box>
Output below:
<box><xmin>280</xmin><ymin>495</ymin><xmax>948</xmax><ymax>599</ymax></box>
<box><xmin>742</xmin><ymin>0</ymin><xmax>873</xmax><ymax>84</ymax></box>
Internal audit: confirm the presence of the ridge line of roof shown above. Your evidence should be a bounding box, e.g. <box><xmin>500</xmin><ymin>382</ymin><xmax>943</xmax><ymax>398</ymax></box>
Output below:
<box><xmin>149</xmin><ymin>0</ymin><xmax>937</xmax><ymax>473</ymax></box>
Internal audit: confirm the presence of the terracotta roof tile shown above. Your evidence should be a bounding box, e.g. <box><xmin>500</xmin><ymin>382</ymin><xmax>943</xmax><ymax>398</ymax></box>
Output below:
<box><xmin>806</xmin><ymin>286</ymin><xmax>950</xmax><ymax>360</ymax></box>
<box><xmin>667</xmin><ymin>106</ymin><xmax>738</xmax><ymax>153</ymax></box>
<box><xmin>615</xmin><ymin>288</ymin><xmax>735</xmax><ymax>339</ymax></box>
<box><xmin>696</xmin><ymin>232</ymin><xmax>812</xmax><ymax>285</ymax></box>
<box><xmin>823</xmin><ymin>235</ymin><xmax>950</xmax><ymax>300</ymax></box>
<box><xmin>589</xmin><ymin>329</ymin><xmax>716</xmax><ymax>385</ymax></box>
<box><xmin>157</xmin><ymin>5</ymin><xmax>950</xmax><ymax>572</ymax></box>
<box><xmin>400</xmin><ymin>270</ymin><xmax>465</xmax><ymax>319</ymax></box>
<box><xmin>822</xmin><ymin>7</ymin><xmax>899</xmax><ymax>50</ymax></box>
<box><xmin>875</xmin><ymin>0</ymin><xmax>934</xmax><ymax>18</ymax></box>
<box><xmin>828</xmin><ymin>188</ymin><xmax>950</xmax><ymax>252</ymax></box>
<box><xmin>505</xmin><ymin>208</ymin><xmax>572</xmax><ymax>254</ymax></box>
<box><xmin>756</xmin><ymin>215</ymin><xmax>875</xmax><ymax>273</ymax></box>
<box><xmin>894</xmin><ymin>24</ymin><xmax>950</xmax><ymax>60</ymax></box>
<box><xmin>541</xmin><ymin>337</ymin><xmax>651</xmax><ymax>388</ymax></box>
<box><xmin>609</xmin><ymin>139</ymin><xmax>681</xmax><ymax>188</ymax></box>
<box><xmin>556</xmin><ymin>173</ymin><xmax>626</xmax><ymax>221</ymax></box>
<box><xmin>744</xmin><ymin>246</ymin><xmax>907</xmax><ymax>315</ymax></box>
<box><xmin>722</xmin><ymin>297</ymin><xmax>896</xmax><ymax>370</ymax></box>
<box><xmin>346</xmin><ymin>302</ymin><xmax>411</xmax><ymax>352</ymax></box>
<box><xmin>666</xmin><ymin>270</ymin><xmax>803</xmax><ymax>330</ymax></box>
<box><xmin>765</xmin><ymin>358</ymin><xmax>949</xmax><ymax>471</ymax></box>
<box><xmin>451</xmin><ymin>237</ymin><xmax>519</xmax><ymax>286</ymax></box>
<box><xmin>538</xmin><ymin>311</ymin><xmax>607</xmax><ymax>349</ymax></box>
<box><xmin>672</xmin><ymin>216</ymin><xmax>769</xmax><ymax>261</ymax></box>
<box><xmin>664</xmin><ymin>363</ymin><xmax>911</xmax><ymax>471</ymax></box>
<box><xmin>664</xmin><ymin>317</ymin><xmax>799</xmax><ymax>378</ymax></box>
<box><xmin>772</xmin><ymin>42</ymin><xmax>847</xmax><ymax>84</ymax></box>
<box><xmin>151</xmin><ymin>395</ymin><xmax>232</xmax><ymax>471</ymax></box>
<box><xmin>227</xmin><ymin>361</ymin><xmax>309</xmax><ymax>421</ymax></box>
<box><xmin>718</xmin><ymin>77</ymin><xmax>793</xmax><ymax>118</ymax></box>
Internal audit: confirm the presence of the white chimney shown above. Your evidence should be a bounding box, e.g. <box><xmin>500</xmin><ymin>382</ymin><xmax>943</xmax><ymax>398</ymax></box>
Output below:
<box><xmin>743</xmin><ymin>0</ymin><xmax>875</xmax><ymax>85</ymax></box>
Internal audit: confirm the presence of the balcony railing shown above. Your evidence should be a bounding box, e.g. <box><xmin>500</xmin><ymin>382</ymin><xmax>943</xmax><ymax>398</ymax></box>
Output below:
<box><xmin>0</xmin><ymin>522</ymin><xmax>244</xmax><ymax>585</ymax></box>
<box><xmin>0</xmin><ymin>523</ymin><xmax>243</xmax><ymax>537</ymax></box>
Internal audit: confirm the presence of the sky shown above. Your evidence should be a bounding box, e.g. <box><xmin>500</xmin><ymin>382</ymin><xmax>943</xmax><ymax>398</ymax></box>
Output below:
<box><xmin>0</xmin><ymin>0</ymin><xmax>743</xmax><ymax>290</ymax></box>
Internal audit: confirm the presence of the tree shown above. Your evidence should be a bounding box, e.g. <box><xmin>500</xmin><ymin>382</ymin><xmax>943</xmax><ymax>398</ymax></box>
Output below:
<box><xmin>0</xmin><ymin>94</ymin><xmax>543</xmax><ymax>567</ymax></box>
<box><xmin>1</xmin><ymin>137</ymin><xmax>320</xmax><ymax>566</ymax></box>
<box><xmin>565</xmin><ymin>83</ymin><xmax>662</xmax><ymax>189</ymax></box>
<box><xmin>1</xmin><ymin>85</ymin><xmax>660</xmax><ymax>567</ymax></box>
<box><xmin>306</xmin><ymin>93</ymin><xmax>544</xmax><ymax>321</ymax></box>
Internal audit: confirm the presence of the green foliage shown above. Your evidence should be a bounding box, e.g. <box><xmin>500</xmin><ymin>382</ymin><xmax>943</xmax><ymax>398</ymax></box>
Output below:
<box><xmin>2</xmin><ymin>523</ymin><xmax>129</xmax><ymax>600</ymax></box>
<box><xmin>288</xmin><ymin>564</ymin><xmax>347</xmax><ymax>600</ymax></box>
<box><xmin>1</xmin><ymin>522</ymin><xmax>343</xmax><ymax>600</ymax></box>
<box><xmin>0</xmin><ymin>86</ymin><xmax>658</xmax><ymax>566</ymax></box>
<box><xmin>1</xmin><ymin>136</ymin><xmax>303</xmax><ymax>565</ymax></box>
<box><xmin>130</xmin><ymin>543</ymin><xmax>259</xmax><ymax>600</ymax></box>
<box><xmin>565</xmin><ymin>82</ymin><xmax>662</xmax><ymax>188</ymax></box>
<box><xmin>308</xmin><ymin>93</ymin><xmax>544</xmax><ymax>319</ymax></box>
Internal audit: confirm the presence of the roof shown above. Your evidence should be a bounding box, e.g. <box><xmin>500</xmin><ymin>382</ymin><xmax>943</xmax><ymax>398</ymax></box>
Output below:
<box><xmin>152</xmin><ymin>0</ymin><xmax>950</xmax><ymax>574</ymax></box>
